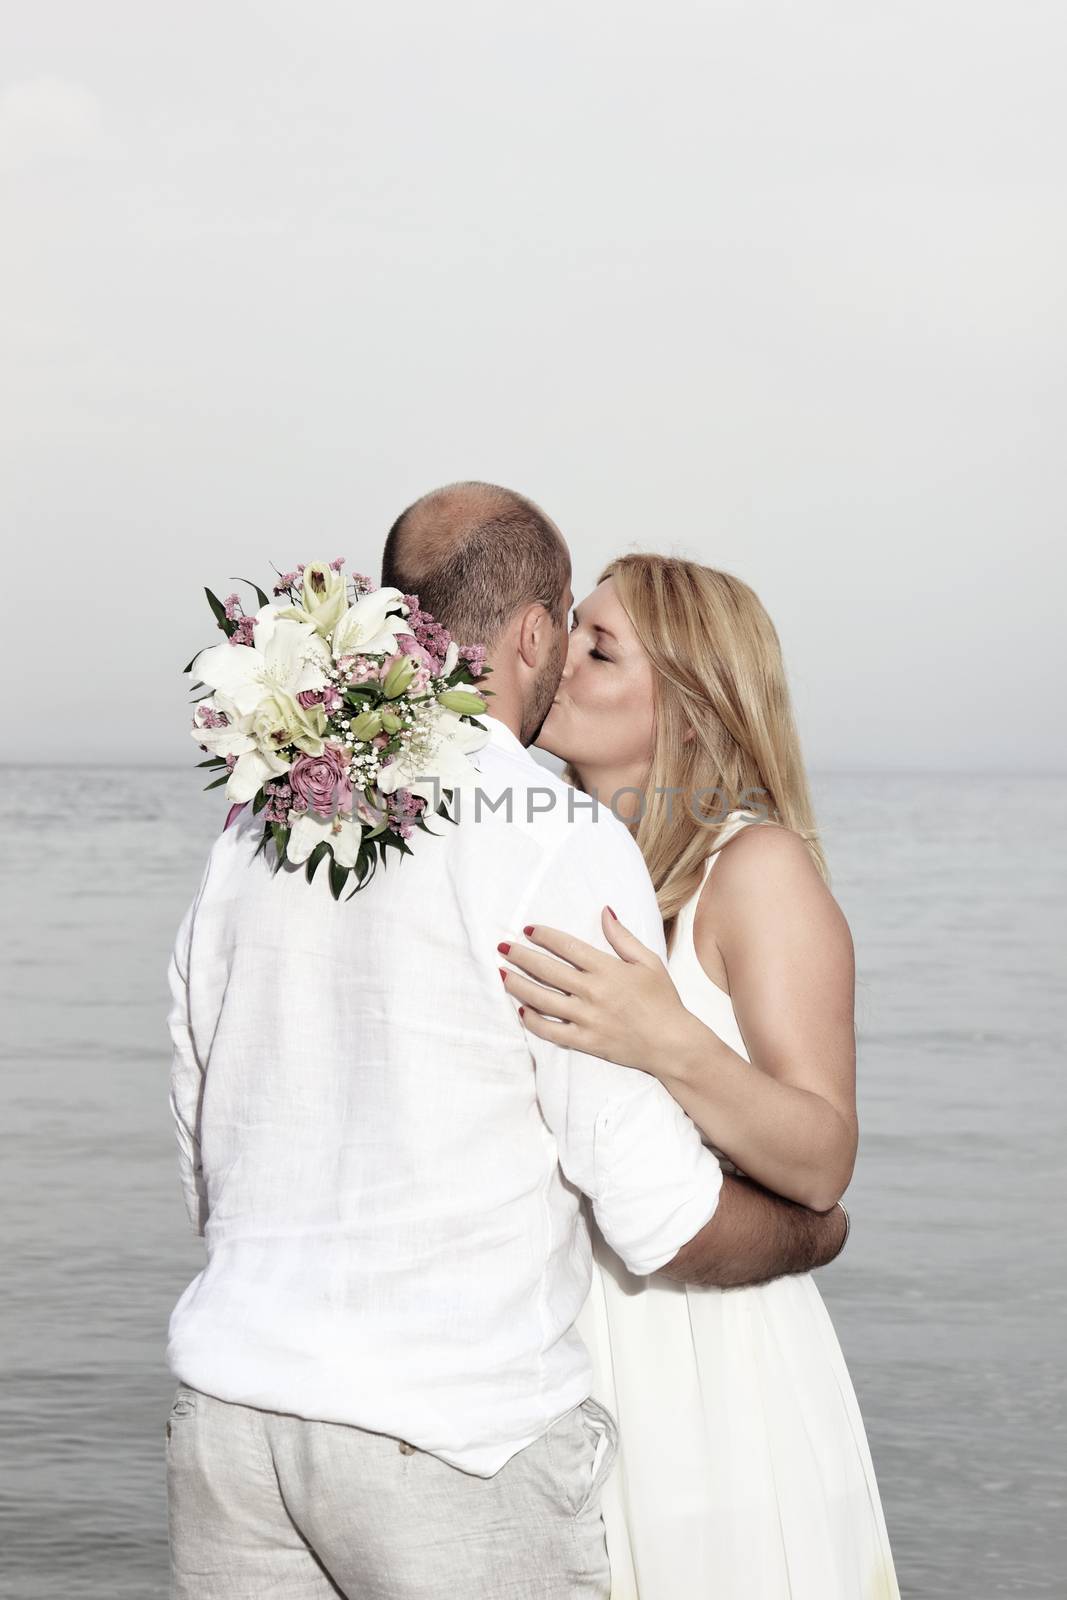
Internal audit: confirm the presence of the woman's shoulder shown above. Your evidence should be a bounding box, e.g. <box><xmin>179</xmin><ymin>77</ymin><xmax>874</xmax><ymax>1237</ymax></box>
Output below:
<box><xmin>702</xmin><ymin>818</ymin><xmax>847</xmax><ymax>933</ymax></box>
<box><xmin>694</xmin><ymin>818</ymin><xmax>853</xmax><ymax>976</ymax></box>
<box><xmin>713</xmin><ymin>816</ymin><xmax>817</xmax><ymax>879</ymax></box>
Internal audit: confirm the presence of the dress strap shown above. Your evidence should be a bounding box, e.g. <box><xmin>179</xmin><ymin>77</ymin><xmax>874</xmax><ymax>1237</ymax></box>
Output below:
<box><xmin>674</xmin><ymin>810</ymin><xmax>761</xmax><ymax>937</ymax></box>
<box><xmin>707</xmin><ymin>809</ymin><xmax>763</xmax><ymax>865</ymax></box>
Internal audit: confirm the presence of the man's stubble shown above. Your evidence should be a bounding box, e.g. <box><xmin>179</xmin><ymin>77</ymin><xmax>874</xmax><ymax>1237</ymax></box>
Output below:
<box><xmin>519</xmin><ymin>626</ymin><xmax>568</xmax><ymax>747</ymax></box>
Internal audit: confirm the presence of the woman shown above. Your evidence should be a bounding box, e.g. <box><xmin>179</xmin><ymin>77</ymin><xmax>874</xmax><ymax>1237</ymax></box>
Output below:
<box><xmin>499</xmin><ymin>555</ymin><xmax>900</xmax><ymax>1600</ymax></box>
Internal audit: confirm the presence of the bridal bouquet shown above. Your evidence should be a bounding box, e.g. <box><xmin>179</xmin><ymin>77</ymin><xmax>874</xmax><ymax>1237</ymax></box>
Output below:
<box><xmin>185</xmin><ymin>559</ymin><xmax>491</xmax><ymax>899</ymax></box>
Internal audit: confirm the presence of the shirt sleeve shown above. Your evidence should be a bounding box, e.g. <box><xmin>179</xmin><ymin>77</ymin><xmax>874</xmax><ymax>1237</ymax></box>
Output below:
<box><xmin>167</xmin><ymin>892</ymin><xmax>209</xmax><ymax>1238</ymax></box>
<box><xmin>512</xmin><ymin>812</ymin><xmax>723</xmax><ymax>1276</ymax></box>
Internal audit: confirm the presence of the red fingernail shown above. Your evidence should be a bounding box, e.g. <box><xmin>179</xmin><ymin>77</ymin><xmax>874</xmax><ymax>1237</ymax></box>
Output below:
<box><xmin>497</xmin><ymin>942</ymin><xmax>511</xmax><ymax>955</ymax></box>
<box><xmin>499</xmin><ymin>968</ymin><xmax>508</xmax><ymax>983</ymax></box>
<box><xmin>518</xmin><ymin>1006</ymin><xmax>525</xmax><ymax>1018</ymax></box>
<box><xmin>523</xmin><ymin>925</ymin><xmax>534</xmax><ymax>936</ymax></box>
<box><xmin>607</xmin><ymin>906</ymin><xmax>617</xmax><ymax>920</ymax></box>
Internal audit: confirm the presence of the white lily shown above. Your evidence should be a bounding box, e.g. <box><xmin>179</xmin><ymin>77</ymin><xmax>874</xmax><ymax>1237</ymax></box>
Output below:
<box><xmin>376</xmin><ymin>709</ymin><xmax>489</xmax><ymax>805</ymax></box>
<box><xmin>191</xmin><ymin>693</ymin><xmax>292</xmax><ymax>802</ymax></box>
<box><xmin>276</xmin><ymin>560</ymin><xmax>349</xmax><ymax>638</ymax></box>
<box><xmin>441</xmin><ymin>639</ymin><xmax>460</xmax><ymax>676</ymax></box>
<box><xmin>286</xmin><ymin>808</ymin><xmax>365</xmax><ymax>869</ymax></box>
<box><xmin>331</xmin><ymin>587</ymin><xmax>409</xmax><ymax>660</ymax></box>
<box><xmin>189</xmin><ymin>605</ymin><xmax>330</xmax><ymax>718</ymax></box>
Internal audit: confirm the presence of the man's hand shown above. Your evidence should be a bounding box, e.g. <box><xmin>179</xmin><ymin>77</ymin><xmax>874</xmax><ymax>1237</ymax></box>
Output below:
<box><xmin>659</xmin><ymin>1172</ymin><xmax>848</xmax><ymax>1289</ymax></box>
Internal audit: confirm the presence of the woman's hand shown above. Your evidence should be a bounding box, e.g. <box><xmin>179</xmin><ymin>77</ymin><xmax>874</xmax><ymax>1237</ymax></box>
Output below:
<box><xmin>497</xmin><ymin>908</ymin><xmax>691</xmax><ymax>1073</ymax></box>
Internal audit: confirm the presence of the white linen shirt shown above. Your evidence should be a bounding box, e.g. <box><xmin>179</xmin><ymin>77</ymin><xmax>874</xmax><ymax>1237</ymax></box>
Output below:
<box><xmin>166</xmin><ymin>714</ymin><xmax>722</xmax><ymax>1475</ymax></box>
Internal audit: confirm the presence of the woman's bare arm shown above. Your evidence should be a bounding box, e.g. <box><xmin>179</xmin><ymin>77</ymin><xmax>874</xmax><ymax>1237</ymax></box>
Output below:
<box><xmin>660</xmin><ymin>824</ymin><xmax>858</xmax><ymax>1212</ymax></box>
<box><xmin>500</xmin><ymin>824</ymin><xmax>858</xmax><ymax>1213</ymax></box>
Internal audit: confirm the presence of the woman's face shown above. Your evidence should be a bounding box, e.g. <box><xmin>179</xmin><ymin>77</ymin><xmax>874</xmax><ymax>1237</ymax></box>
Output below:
<box><xmin>535</xmin><ymin>577</ymin><xmax>658</xmax><ymax>784</ymax></box>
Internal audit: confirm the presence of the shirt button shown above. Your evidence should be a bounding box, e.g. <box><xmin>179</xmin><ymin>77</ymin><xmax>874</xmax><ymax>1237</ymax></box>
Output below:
<box><xmin>398</xmin><ymin>1440</ymin><xmax>416</xmax><ymax>1455</ymax></box>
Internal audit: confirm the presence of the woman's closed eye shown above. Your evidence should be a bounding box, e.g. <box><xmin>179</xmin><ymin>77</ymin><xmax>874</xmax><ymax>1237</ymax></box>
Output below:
<box><xmin>570</xmin><ymin>611</ymin><xmax>612</xmax><ymax>661</ymax></box>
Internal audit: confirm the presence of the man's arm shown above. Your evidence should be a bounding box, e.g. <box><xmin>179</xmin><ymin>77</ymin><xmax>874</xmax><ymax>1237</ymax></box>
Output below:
<box><xmin>660</xmin><ymin>1172</ymin><xmax>848</xmax><ymax>1289</ymax></box>
<box><xmin>167</xmin><ymin>899</ymin><xmax>209</xmax><ymax>1237</ymax></box>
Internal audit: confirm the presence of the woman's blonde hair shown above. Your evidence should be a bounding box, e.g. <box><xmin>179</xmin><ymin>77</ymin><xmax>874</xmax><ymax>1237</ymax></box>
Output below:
<box><xmin>563</xmin><ymin>554</ymin><xmax>828</xmax><ymax>945</ymax></box>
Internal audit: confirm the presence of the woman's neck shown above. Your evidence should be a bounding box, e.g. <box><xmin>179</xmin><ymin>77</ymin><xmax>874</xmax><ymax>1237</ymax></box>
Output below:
<box><xmin>571</xmin><ymin>762</ymin><xmax>647</xmax><ymax>832</ymax></box>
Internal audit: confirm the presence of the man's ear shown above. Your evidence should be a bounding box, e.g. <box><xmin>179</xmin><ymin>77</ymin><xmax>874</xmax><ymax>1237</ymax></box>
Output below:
<box><xmin>516</xmin><ymin>602</ymin><xmax>550</xmax><ymax>667</ymax></box>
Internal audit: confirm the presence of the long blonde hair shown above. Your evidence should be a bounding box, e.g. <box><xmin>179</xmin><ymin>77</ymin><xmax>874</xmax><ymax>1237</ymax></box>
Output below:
<box><xmin>563</xmin><ymin>554</ymin><xmax>828</xmax><ymax>945</ymax></box>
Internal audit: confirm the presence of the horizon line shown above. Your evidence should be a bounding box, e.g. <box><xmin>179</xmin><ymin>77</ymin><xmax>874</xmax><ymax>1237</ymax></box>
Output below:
<box><xmin>2</xmin><ymin>762</ymin><xmax>1066</xmax><ymax>779</ymax></box>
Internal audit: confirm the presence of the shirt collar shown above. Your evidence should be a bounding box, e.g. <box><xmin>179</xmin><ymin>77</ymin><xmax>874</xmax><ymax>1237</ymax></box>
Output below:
<box><xmin>480</xmin><ymin>714</ymin><xmax>535</xmax><ymax>765</ymax></box>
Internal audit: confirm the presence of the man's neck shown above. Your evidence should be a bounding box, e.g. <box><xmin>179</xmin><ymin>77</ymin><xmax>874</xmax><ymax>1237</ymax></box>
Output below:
<box><xmin>484</xmin><ymin>704</ymin><xmax>525</xmax><ymax>745</ymax></box>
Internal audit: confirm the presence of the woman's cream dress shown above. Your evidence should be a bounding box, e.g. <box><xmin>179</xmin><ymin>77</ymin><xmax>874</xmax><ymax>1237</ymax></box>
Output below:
<box><xmin>575</xmin><ymin>813</ymin><xmax>900</xmax><ymax>1600</ymax></box>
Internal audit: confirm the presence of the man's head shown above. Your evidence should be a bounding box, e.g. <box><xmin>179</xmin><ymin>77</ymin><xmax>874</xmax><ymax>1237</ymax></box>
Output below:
<box><xmin>382</xmin><ymin>482</ymin><xmax>572</xmax><ymax>744</ymax></box>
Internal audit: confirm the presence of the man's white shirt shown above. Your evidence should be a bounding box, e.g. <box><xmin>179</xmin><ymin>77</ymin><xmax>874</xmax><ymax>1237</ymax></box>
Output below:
<box><xmin>166</xmin><ymin>714</ymin><xmax>722</xmax><ymax>1474</ymax></box>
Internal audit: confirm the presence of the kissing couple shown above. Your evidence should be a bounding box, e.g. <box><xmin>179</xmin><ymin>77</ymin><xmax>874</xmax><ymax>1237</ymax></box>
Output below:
<box><xmin>165</xmin><ymin>482</ymin><xmax>900</xmax><ymax>1598</ymax></box>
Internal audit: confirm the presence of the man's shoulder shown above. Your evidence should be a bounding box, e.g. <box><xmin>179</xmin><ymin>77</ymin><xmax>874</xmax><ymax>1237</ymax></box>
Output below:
<box><xmin>466</xmin><ymin>744</ymin><xmax>638</xmax><ymax>859</ymax></box>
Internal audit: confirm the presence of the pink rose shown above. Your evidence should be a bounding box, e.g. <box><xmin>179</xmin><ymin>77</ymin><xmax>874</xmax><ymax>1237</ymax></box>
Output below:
<box><xmin>288</xmin><ymin>743</ymin><xmax>353</xmax><ymax>817</ymax></box>
<box><xmin>395</xmin><ymin>633</ymin><xmax>434</xmax><ymax>668</ymax></box>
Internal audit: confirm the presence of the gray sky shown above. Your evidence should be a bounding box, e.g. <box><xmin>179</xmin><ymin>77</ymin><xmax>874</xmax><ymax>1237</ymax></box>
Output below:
<box><xmin>3</xmin><ymin>1</ymin><xmax>1064</xmax><ymax>770</ymax></box>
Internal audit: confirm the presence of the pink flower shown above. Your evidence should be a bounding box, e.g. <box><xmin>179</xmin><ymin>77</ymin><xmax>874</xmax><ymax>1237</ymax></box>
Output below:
<box><xmin>194</xmin><ymin>704</ymin><xmax>230</xmax><ymax>729</ymax></box>
<box><xmin>262</xmin><ymin>778</ymin><xmax>294</xmax><ymax>823</ymax></box>
<box><xmin>296</xmin><ymin>689</ymin><xmax>325</xmax><ymax>709</ymax></box>
<box><xmin>228</xmin><ymin>615</ymin><xmax>257</xmax><ymax>647</ymax></box>
<box><xmin>401</xmin><ymin>594</ymin><xmax>452</xmax><ymax>671</ymax></box>
<box><xmin>387</xmin><ymin>786</ymin><xmax>427</xmax><ymax>828</ymax></box>
<box><xmin>338</xmin><ymin>655</ymin><xmax>378</xmax><ymax>685</ymax></box>
<box><xmin>395</xmin><ymin>633</ymin><xmax>433</xmax><ymax>667</ymax></box>
<box><xmin>459</xmin><ymin>643</ymin><xmax>488</xmax><ymax>679</ymax></box>
<box><xmin>288</xmin><ymin>742</ymin><xmax>353</xmax><ymax>817</ymax></box>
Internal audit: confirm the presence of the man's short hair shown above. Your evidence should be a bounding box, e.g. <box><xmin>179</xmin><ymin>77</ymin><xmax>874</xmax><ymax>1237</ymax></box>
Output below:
<box><xmin>381</xmin><ymin>482</ymin><xmax>570</xmax><ymax>650</ymax></box>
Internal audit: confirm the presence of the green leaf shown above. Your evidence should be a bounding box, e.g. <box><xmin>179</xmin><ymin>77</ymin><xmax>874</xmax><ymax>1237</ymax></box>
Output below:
<box><xmin>196</xmin><ymin>756</ymin><xmax>226</xmax><ymax>768</ymax></box>
<box><xmin>328</xmin><ymin>857</ymin><xmax>349</xmax><ymax>900</ymax></box>
<box><xmin>252</xmin><ymin>829</ymin><xmax>270</xmax><ymax>860</ymax></box>
<box><xmin>205</xmin><ymin>587</ymin><xmax>237</xmax><ymax>637</ymax></box>
<box><xmin>270</xmin><ymin>822</ymin><xmax>290</xmax><ymax>869</ymax></box>
<box><xmin>234</xmin><ymin>575</ymin><xmax>271</xmax><ymax>609</ymax></box>
<box><xmin>305</xmin><ymin>840</ymin><xmax>330</xmax><ymax>882</ymax></box>
<box><xmin>203</xmin><ymin>773</ymin><xmax>230</xmax><ymax>791</ymax></box>
<box><xmin>344</xmin><ymin>853</ymin><xmax>376</xmax><ymax>899</ymax></box>
<box><xmin>181</xmin><ymin>653</ymin><xmax>200</xmax><ymax>674</ymax></box>
<box><xmin>252</xmin><ymin>788</ymin><xmax>268</xmax><ymax>814</ymax></box>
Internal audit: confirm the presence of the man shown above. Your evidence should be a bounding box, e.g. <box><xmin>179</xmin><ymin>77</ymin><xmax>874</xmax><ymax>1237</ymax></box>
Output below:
<box><xmin>166</xmin><ymin>482</ymin><xmax>845</xmax><ymax>1598</ymax></box>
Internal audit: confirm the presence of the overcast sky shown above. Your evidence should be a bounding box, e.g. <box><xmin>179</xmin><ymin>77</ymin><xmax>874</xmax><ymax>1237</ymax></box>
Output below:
<box><xmin>3</xmin><ymin>1</ymin><xmax>1064</xmax><ymax>770</ymax></box>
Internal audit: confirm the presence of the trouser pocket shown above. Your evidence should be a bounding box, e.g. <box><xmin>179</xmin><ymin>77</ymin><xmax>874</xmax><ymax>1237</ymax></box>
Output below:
<box><xmin>166</xmin><ymin>1383</ymin><xmax>198</xmax><ymax>1442</ymax></box>
<box><xmin>548</xmin><ymin>1397</ymin><xmax>619</xmax><ymax>1520</ymax></box>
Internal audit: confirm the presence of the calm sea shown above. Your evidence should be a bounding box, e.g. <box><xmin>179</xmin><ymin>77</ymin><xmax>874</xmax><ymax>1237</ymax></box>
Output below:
<box><xmin>0</xmin><ymin>769</ymin><xmax>1063</xmax><ymax>1599</ymax></box>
